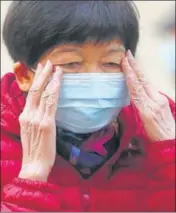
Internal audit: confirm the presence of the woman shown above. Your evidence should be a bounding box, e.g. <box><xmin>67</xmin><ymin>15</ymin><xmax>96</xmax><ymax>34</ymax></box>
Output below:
<box><xmin>1</xmin><ymin>1</ymin><xmax>175</xmax><ymax>212</ymax></box>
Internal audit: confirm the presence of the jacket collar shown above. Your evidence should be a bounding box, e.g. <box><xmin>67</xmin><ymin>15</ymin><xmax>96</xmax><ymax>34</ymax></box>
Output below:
<box><xmin>1</xmin><ymin>73</ymin><xmax>25</xmax><ymax>136</ymax></box>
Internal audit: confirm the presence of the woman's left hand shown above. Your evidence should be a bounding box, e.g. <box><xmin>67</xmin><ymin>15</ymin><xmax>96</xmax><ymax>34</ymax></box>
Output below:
<box><xmin>122</xmin><ymin>50</ymin><xmax>175</xmax><ymax>141</ymax></box>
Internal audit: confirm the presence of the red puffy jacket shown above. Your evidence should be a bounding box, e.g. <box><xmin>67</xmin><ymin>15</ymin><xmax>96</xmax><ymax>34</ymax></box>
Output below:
<box><xmin>1</xmin><ymin>73</ymin><xmax>175</xmax><ymax>212</ymax></box>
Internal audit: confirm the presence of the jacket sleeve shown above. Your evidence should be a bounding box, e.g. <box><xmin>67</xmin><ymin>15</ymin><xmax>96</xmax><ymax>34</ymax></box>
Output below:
<box><xmin>1</xmin><ymin>178</ymin><xmax>61</xmax><ymax>212</ymax></box>
<box><xmin>144</xmin><ymin>139</ymin><xmax>175</xmax><ymax>212</ymax></box>
<box><xmin>143</xmin><ymin>96</ymin><xmax>175</xmax><ymax>212</ymax></box>
<box><xmin>0</xmin><ymin>132</ymin><xmax>62</xmax><ymax>212</ymax></box>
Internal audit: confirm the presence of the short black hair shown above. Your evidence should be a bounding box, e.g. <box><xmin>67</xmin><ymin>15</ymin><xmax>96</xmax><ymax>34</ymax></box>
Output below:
<box><xmin>3</xmin><ymin>1</ymin><xmax>140</xmax><ymax>67</ymax></box>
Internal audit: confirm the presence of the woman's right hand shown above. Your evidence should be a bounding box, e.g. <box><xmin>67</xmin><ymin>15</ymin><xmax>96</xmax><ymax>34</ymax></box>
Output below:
<box><xmin>18</xmin><ymin>61</ymin><xmax>63</xmax><ymax>181</ymax></box>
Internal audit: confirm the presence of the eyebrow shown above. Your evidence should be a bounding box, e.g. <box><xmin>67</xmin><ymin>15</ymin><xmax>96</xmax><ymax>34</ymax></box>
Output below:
<box><xmin>52</xmin><ymin>47</ymin><xmax>81</xmax><ymax>54</ymax></box>
<box><xmin>50</xmin><ymin>45</ymin><xmax>125</xmax><ymax>56</ymax></box>
<box><xmin>106</xmin><ymin>46</ymin><xmax>126</xmax><ymax>54</ymax></box>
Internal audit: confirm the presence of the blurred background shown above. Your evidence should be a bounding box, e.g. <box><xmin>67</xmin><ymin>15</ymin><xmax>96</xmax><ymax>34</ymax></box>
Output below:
<box><xmin>1</xmin><ymin>1</ymin><xmax>175</xmax><ymax>99</ymax></box>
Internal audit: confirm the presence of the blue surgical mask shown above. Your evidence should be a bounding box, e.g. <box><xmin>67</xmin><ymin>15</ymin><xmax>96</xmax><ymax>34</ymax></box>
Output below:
<box><xmin>56</xmin><ymin>73</ymin><xmax>130</xmax><ymax>134</ymax></box>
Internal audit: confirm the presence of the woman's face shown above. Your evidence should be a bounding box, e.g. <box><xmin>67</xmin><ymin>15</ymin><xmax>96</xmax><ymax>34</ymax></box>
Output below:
<box><xmin>13</xmin><ymin>40</ymin><xmax>126</xmax><ymax>92</ymax></box>
<box><xmin>39</xmin><ymin>40</ymin><xmax>125</xmax><ymax>73</ymax></box>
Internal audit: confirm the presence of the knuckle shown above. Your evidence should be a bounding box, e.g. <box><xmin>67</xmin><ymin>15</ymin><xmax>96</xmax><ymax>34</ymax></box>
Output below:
<box><xmin>153</xmin><ymin>105</ymin><xmax>162</xmax><ymax>115</ymax></box>
<box><xmin>19</xmin><ymin>113</ymin><xmax>24</xmax><ymax>122</ymax></box>
<box><xmin>138</xmin><ymin>106</ymin><xmax>147</xmax><ymax>116</ymax></box>
<box><xmin>52</xmin><ymin>79</ymin><xmax>61</xmax><ymax>87</ymax></box>
<box><xmin>46</xmin><ymin>94</ymin><xmax>58</xmax><ymax>106</ymax></box>
<box><xmin>158</xmin><ymin>96</ymin><xmax>168</xmax><ymax>108</ymax></box>
<box><xmin>31</xmin><ymin>119</ymin><xmax>41</xmax><ymax>128</ymax></box>
<box><xmin>39</xmin><ymin>119</ymin><xmax>53</xmax><ymax>131</ymax></box>
<box><xmin>139</xmin><ymin>103</ymin><xmax>153</xmax><ymax>117</ymax></box>
<box><xmin>127</xmin><ymin>73</ymin><xmax>135</xmax><ymax>81</ymax></box>
<box><xmin>28</xmin><ymin>85</ymin><xmax>40</xmax><ymax>95</ymax></box>
<box><xmin>41</xmin><ymin>91</ymin><xmax>50</xmax><ymax>99</ymax></box>
<box><xmin>144</xmin><ymin>111</ymin><xmax>154</xmax><ymax>121</ymax></box>
<box><xmin>39</xmin><ymin>123</ymin><xmax>48</xmax><ymax>131</ymax></box>
<box><xmin>29</xmin><ymin>84</ymin><xmax>39</xmax><ymax>91</ymax></box>
<box><xmin>29</xmin><ymin>90</ymin><xmax>40</xmax><ymax>98</ymax></box>
<box><xmin>19</xmin><ymin>113</ymin><xmax>28</xmax><ymax>124</ymax></box>
<box><xmin>19</xmin><ymin>110</ymin><xmax>36</xmax><ymax>126</ymax></box>
<box><xmin>46</xmin><ymin>81</ymin><xmax>60</xmax><ymax>94</ymax></box>
<box><xmin>133</xmin><ymin>97</ymin><xmax>141</xmax><ymax>105</ymax></box>
<box><xmin>30</xmin><ymin>114</ymin><xmax>44</xmax><ymax>127</ymax></box>
<box><xmin>139</xmin><ymin>76</ymin><xmax>149</xmax><ymax>85</ymax></box>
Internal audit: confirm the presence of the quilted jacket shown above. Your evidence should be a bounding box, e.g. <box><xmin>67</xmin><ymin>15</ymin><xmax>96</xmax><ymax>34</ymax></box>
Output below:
<box><xmin>1</xmin><ymin>73</ymin><xmax>175</xmax><ymax>212</ymax></box>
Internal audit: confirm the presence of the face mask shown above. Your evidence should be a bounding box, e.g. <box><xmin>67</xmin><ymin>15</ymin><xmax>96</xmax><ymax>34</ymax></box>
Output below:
<box><xmin>55</xmin><ymin>73</ymin><xmax>130</xmax><ymax>134</ymax></box>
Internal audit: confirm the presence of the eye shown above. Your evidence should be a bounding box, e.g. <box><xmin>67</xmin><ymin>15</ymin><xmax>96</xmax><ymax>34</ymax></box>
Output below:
<box><xmin>61</xmin><ymin>62</ymin><xmax>82</xmax><ymax>69</ymax></box>
<box><xmin>103</xmin><ymin>62</ymin><xmax>120</xmax><ymax>68</ymax></box>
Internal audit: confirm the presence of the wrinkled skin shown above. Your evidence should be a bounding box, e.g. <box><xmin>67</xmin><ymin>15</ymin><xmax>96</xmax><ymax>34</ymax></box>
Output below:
<box><xmin>18</xmin><ymin>50</ymin><xmax>175</xmax><ymax>181</ymax></box>
<box><xmin>19</xmin><ymin>62</ymin><xmax>63</xmax><ymax>181</ymax></box>
<box><xmin>122</xmin><ymin>51</ymin><xmax>175</xmax><ymax>142</ymax></box>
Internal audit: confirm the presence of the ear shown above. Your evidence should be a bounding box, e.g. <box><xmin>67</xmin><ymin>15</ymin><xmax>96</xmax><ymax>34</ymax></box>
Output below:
<box><xmin>13</xmin><ymin>62</ymin><xmax>35</xmax><ymax>92</ymax></box>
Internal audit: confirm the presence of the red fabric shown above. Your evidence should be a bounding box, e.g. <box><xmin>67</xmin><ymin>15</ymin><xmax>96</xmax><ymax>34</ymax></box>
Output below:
<box><xmin>1</xmin><ymin>73</ymin><xmax>175</xmax><ymax>212</ymax></box>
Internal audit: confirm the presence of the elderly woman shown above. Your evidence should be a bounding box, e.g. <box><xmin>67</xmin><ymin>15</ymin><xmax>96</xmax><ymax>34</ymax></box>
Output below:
<box><xmin>1</xmin><ymin>1</ymin><xmax>175</xmax><ymax>212</ymax></box>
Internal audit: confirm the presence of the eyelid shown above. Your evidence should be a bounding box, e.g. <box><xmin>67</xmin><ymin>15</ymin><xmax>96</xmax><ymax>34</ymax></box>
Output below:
<box><xmin>106</xmin><ymin>62</ymin><xmax>120</xmax><ymax>64</ymax></box>
<box><xmin>54</xmin><ymin>62</ymin><xmax>82</xmax><ymax>66</ymax></box>
<box><xmin>102</xmin><ymin>62</ymin><xmax>120</xmax><ymax>65</ymax></box>
<box><xmin>102</xmin><ymin>62</ymin><xmax>120</xmax><ymax>68</ymax></box>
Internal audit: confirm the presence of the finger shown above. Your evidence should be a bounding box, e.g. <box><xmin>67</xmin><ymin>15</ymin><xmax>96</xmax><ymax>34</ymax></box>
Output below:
<box><xmin>127</xmin><ymin>50</ymin><xmax>161</xmax><ymax>103</ymax></box>
<box><xmin>45</xmin><ymin>67</ymin><xmax>63</xmax><ymax>117</ymax></box>
<box><xmin>122</xmin><ymin>56</ymin><xmax>147</xmax><ymax>105</ymax></box>
<box><xmin>24</xmin><ymin>63</ymin><xmax>43</xmax><ymax>111</ymax></box>
<box><xmin>124</xmin><ymin>52</ymin><xmax>166</xmax><ymax>117</ymax></box>
<box><xmin>126</xmin><ymin>50</ymin><xmax>146</xmax><ymax>81</ymax></box>
<box><xmin>39</xmin><ymin>67</ymin><xmax>63</xmax><ymax>117</ymax></box>
<box><xmin>31</xmin><ymin>63</ymin><xmax>43</xmax><ymax>82</ymax></box>
<box><xmin>26</xmin><ymin>60</ymin><xmax>53</xmax><ymax>109</ymax></box>
<box><xmin>19</xmin><ymin>113</ymin><xmax>33</xmax><ymax>167</ymax></box>
<box><xmin>30</xmin><ymin>60</ymin><xmax>53</xmax><ymax>92</ymax></box>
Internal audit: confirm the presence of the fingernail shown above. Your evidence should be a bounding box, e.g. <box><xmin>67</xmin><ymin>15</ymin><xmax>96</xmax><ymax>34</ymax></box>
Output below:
<box><xmin>127</xmin><ymin>50</ymin><xmax>133</xmax><ymax>59</ymax></box>
<box><xmin>127</xmin><ymin>50</ymin><xmax>130</xmax><ymax>56</ymax></box>
<box><xmin>46</xmin><ymin>60</ymin><xmax>53</xmax><ymax>67</ymax></box>
<box><xmin>37</xmin><ymin>63</ymin><xmax>42</xmax><ymax>69</ymax></box>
